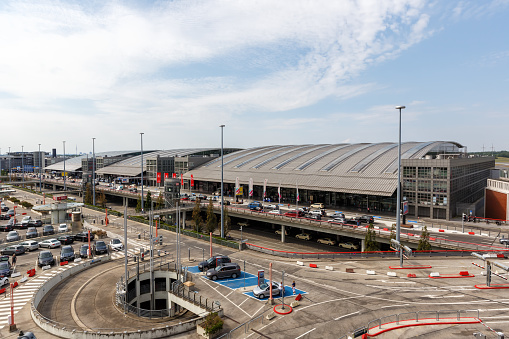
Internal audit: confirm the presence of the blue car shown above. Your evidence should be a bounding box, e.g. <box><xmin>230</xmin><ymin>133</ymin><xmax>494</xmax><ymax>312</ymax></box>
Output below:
<box><xmin>0</xmin><ymin>261</ymin><xmax>12</xmax><ymax>277</ymax></box>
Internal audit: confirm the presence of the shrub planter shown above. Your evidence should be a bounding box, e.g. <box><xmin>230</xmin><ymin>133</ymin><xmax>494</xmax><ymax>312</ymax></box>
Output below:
<box><xmin>197</xmin><ymin>313</ymin><xmax>223</xmax><ymax>339</ymax></box>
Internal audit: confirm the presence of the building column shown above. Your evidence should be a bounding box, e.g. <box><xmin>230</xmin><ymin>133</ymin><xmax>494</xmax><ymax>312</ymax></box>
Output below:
<box><xmin>361</xmin><ymin>239</ymin><xmax>366</xmax><ymax>252</ymax></box>
<box><xmin>281</xmin><ymin>225</ymin><xmax>286</xmax><ymax>243</ymax></box>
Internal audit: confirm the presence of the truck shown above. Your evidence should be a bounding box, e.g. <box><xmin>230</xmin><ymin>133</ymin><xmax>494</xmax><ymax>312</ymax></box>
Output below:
<box><xmin>248</xmin><ymin>201</ymin><xmax>263</xmax><ymax>211</ymax></box>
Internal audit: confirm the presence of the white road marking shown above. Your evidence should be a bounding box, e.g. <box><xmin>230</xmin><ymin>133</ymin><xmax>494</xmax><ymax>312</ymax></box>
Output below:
<box><xmin>334</xmin><ymin>311</ymin><xmax>360</xmax><ymax>320</ymax></box>
<box><xmin>295</xmin><ymin>327</ymin><xmax>316</xmax><ymax>339</ymax></box>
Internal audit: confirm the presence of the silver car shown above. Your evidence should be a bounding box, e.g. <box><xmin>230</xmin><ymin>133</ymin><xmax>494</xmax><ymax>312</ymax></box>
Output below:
<box><xmin>253</xmin><ymin>282</ymin><xmax>281</xmax><ymax>299</ymax></box>
<box><xmin>6</xmin><ymin>231</ymin><xmax>20</xmax><ymax>242</ymax></box>
<box><xmin>19</xmin><ymin>241</ymin><xmax>39</xmax><ymax>252</ymax></box>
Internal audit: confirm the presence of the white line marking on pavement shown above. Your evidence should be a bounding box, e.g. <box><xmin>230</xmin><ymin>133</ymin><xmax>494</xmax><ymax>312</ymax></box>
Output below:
<box><xmin>334</xmin><ymin>311</ymin><xmax>360</xmax><ymax>321</ymax></box>
<box><xmin>295</xmin><ymin>327</ymin><xmax>316</xmax><ymax>339</ymax></box>
<box><xmin>381</xmin><ymin>304</ymin><xmax>410</xmax><ymax>309</ymax></box>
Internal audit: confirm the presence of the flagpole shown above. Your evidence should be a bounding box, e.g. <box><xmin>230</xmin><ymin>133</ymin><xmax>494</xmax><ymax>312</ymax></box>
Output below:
<box><xmin>296</xmin><ymin>182</ymin><xmax>298</xmax><ymax>214</ymax></box>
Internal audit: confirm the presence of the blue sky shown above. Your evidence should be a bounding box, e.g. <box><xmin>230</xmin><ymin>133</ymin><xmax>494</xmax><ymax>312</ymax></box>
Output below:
<box><xmin>0</xmin><ymin>0</ymin><xmax>508</xmax><ymax>154</ymax></box>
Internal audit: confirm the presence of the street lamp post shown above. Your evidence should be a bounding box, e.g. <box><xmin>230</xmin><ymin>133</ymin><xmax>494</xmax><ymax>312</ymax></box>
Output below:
<box><xmin>220</xmin><ymin>125</ymin><xmax>225</xmax><ymax>238</ymax></box>
<box><xmin>21</xmin><ymin>146</ymin><xmax>24</xmax><ymax>188</ymax></box>
<box><xmin>140</xmin><ymin>133</ymin><xmax>144</xmax><ymax>213</ymax></box>
<box><xmin>395</xmin><ymin>106</ymin><xmax>405</xmax><ymax>248</ymax></box>
<box><xmin>92</xmin><ymin>138</ymin><xmax>96</xmax><ymax>206</ymax></box>
<box><xmin>63</xmin><ymin>141</ymin><xmax>66</xmax><ymax>191</ymax></box>
<box><xmin>8</xmin><ymin>147</ymin><xmax>11</xmax><ymax>183</ymax></box>
<box><xmin>38</xmin><ymin>144</ymin><xmax>42</xmax><ymax>193</ymax></box>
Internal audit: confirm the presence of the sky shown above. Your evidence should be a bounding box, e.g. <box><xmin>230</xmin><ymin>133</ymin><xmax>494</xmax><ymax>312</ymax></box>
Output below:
<box><xmin>0</xmin><ymin>0</ymin><xmax>508</xmax><ymax>154</ymax></box>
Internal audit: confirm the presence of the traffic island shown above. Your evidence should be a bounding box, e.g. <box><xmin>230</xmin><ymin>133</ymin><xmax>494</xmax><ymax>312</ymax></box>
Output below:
<box><xmin>273</xmin><ymin>304</ymin><xmax>293</xmax><ymax>315</ymax></box>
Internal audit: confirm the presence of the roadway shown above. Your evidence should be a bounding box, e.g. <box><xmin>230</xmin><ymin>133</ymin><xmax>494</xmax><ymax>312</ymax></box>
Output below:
<box><xmin>2</xmin><ymin>189</ymin><xmax>509</xmax><ymax>338</ymax></box>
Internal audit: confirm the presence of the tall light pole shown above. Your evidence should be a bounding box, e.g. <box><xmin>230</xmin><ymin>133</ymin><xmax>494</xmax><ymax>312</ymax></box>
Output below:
<box><xmin>8</xmin><ymin>147</ymin><xmax>11</xmax><ymax>183</ymax></box>
<box><xmin>140</xmin><ymin>133</ymin><xmax>144</xmax><ymax>213</ymax></box>
<box><xmin>220</xmin><ymin>125</ymin><xmax>225</xmax><ymax>238</ymax></box>
<box><xmin>395</xmin><ymin>105</ymin><xmax>405</xmax><ymax>244</ymax></box>
<box><xmin>38</xmin><ymin>144</ymin><xmax>42</xmax><ymax>193</ymax></box>
<box><xmin>92</xmin><ymin>138</ymin><xmax>96</xmax><ymax>206</ymax></box>
<box><xmin>63</xmin><ymin>141</ymin><xmax>66</xmax><ymax>191</ymax></box>
<box><xmin>21</xmin><ymin>146</ymin><xmax>24</xmax><ymax>188</ymax></box>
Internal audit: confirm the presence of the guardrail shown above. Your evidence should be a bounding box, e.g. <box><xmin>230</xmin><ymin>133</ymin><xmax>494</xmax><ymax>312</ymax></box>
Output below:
<box><xmin>339</xmin><ymin>309</ymin><xmax>480</xmax><ymax>338</ymax></box>
<box><xmin>246</xmin><ymin>242</ymin><xmax>509</xmax><ymax>259</ymax></box>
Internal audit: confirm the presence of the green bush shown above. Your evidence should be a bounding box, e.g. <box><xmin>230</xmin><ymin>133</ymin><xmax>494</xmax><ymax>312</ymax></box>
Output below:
<box><xmin>200</xmin><ymin>312</ymin><xmax>223</xmax><ymax>335</ymax></box>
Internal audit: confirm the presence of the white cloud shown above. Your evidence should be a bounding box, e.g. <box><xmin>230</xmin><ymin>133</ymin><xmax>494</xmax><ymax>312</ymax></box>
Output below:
<box><xmin>0</xmin><ymin>0</ymin><xmax>459</xmax><ymax>150</ymax></box>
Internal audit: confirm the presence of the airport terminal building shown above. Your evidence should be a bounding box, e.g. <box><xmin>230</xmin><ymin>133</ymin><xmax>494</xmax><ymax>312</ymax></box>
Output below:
<box><xmin>186</xmin><ymin>142</ymin><xmax>494</xmax><ymax>220</ymax></box>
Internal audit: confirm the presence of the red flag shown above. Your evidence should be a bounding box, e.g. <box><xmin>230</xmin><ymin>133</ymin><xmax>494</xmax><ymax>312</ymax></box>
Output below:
<box><xmin>181</xmin><ymin>174</ymin><xmax>183</xmax><ymax>186</ymax></box>
<box><xmin>172</xmin><ymin>173</ymin><xmax>176</xmax><ymax>178</ymax></box>
<box><xmin>156</xmin><ymin>172</ymin><xmax>161</xmax><ymax>183</ymax></box>
<box><xmin>164</xmin><ymin>173</ymin><xmax>169</xmax><ymax>179</ymax></box>
<box><xmin>191</xmin><ymin>174</ymin><xmax>194</xmax><ymax>187</ymax></box>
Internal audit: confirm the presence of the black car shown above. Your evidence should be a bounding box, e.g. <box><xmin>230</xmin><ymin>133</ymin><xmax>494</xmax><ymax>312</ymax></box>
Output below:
<box><xmin>74</xmin><ymin>232</ymin><xmax>95</xmax><ymax>242</ymax></box>
<box><xmin>1</xmin><ymin>206</ymin><xmax>8</xmax><ymax>212</ymax></box>
<box><xmin>198</xmin><ymin>255</ymin><xmax>231</xmax><ymax>272</ymax></box>
<box><xmin>60</xmin><ymin>245</ymin><xmax>75</xmax><ymax>262</ymax></box>
<box><xmin>356</xmin><ymin>215</ymin><xmax>374</xmax><ymax>224</ymax></box>
<box><xmin>0</xmin><ymin>245</ymin><xmax>26</xmax><ymax>256</ymax></box>
<box><xmin>0</xmin><ymin>214</ymin><xmax>10</xmax><ymax>220</ymax></box>
<box><xmin>57</xmin><ymin>235</ymin><xmax>74</xmax><ymax>245</ymax></box>
<box><xmin>0</xmin><ymin>225</ymin><xmax>13</xmax><ymax>232</ymax></box>
<box><xmin>6</xmin><ymin>210</ymin><xmax>15</xmax><ymax>217</ymax></box>
<box><xmin>37</xmin><ymin>251</ymin><xmax>55</xmax><ymax>267</ymax></box>
<box><xmin>0</xmin><ymin>261</ymin><xmax>12</xmax><ymax>277</ymax></box>
<box><xmin>94</xmin><ymin>240</ymin><xmax>108</xmax><ymax>255</ymax></box>
<box><xmin>79</xmin><ymin>244</ymin><xmax>90</xmax><ymax>258</ymax></box>
<box><xmin>26</xmin><ymin>227</ymin><xmax>38</xmax><ymax>239</ymax></box>
<box><xmin>42</xmin><ymin>225</ymin><xmax>55</xmax><ymax>236</ymax></box>
<box><xmin>344</xmin><ymin>218</ymin><xmax>359</xmax><ymax>225</ymax></box>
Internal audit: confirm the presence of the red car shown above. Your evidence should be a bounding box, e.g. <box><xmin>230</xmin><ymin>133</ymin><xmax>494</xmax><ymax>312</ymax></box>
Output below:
<box><xmin>284</xmin><ymin>210</ymin><xmax>304</xmax><ymax>218</ymax></box>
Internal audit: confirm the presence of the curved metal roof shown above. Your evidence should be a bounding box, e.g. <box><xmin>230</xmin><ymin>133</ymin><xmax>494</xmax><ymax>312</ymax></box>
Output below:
<box><xmin>186</xmin><ymin>142</ymin><xmax>464</xmax><ymax>196</ymax></box>
<box><xmin>45</xmin><ymin>151</ymin><xmax>141</xmax><ymax>172</ymax></box>
<box><xmin>96</xmin><ymin>148</ymin><xmax>223</xmax><ymax>177</ymax></box>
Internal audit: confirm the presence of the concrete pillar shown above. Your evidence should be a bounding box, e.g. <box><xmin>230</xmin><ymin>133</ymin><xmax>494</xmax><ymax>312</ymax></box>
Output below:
<box><xmin>182</xmin><ymin>211</ymin><xmax>186</xmax><ymax>229</ymax></box>
<box><xmin>281</xmin><ymin>225</ymin><xmax>286</xmax><ymax>243</ymax></box>
<box><xmin>361</xmin><ymin>239</ymin><xmax>366</xmax><ymax>252</ymax></box>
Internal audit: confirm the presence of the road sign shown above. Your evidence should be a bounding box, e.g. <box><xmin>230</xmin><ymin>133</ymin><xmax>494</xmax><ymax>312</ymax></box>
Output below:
<box><xmin>402</xmin><ymin>201</ymin><xmax>408</xmax><ymax>215</ymax></box>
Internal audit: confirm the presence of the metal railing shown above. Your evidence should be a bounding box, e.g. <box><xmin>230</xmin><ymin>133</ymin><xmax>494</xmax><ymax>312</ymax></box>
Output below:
<box><xmin>340</xmin><ymin>309</ymin><xmax>480</xmax><ymax>339</ymax></box>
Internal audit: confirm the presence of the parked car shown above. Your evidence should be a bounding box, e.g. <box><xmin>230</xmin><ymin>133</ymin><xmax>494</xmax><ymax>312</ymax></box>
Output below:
<box><xmin>0</xmin><ymin>275</ymin><xmax>9</xmax><ymax>286</ymax></box>
<box><xmin>39</xmin><ymin>239</ymin><xmax>61</xmax><ymax>249</ymax></box>
<box><xmin>248</xmin><ymin>201</ymin><xmax>263</xmax><ymax>211</ymax></box>
<box><xmin>356</xmin><ymin>215</ymin><xmax>374</xmax><ymax>224</ymax></box>
<box><xmin>0</xmin><ymin>214</ymin><xmax>10</xmax><ymax>220</ymax></box>
<box><xmin>79</xmin><ymin>244</ymin><xmax>90</xmax><ymax>258</ymax></box>
<box><xmin>74</xmin><ymin>232</ymin><xmax>94</xmax><ymax>242</ymax></box>
<box><xmin>94</xmin><ymin>240</ymin><xmax>108</xmax><ymax>255</ymax></box>
<box><xmin>37</xmin><ymin>251</ymin><xmax>56</xmax><ymax>267</ymax></box>
<box><xmin>0</xmin><ymin>245</ymin><xmax>26</xmax><ymax>256</ymax></box>
<box><xmin>328</xmin><ymin>212</ymin><xmax>346</xmax><ymax>219</ymax></box>
<box><xmin>109</xmin><ymin>238</ymin><xmax>123</xmax><ymax>251</ymax></box>
<box><xmin>206</xmin><ymin>263</ymin><xmax>241</xmax><ymax>281</ymax></box>
<box><xmin>339</xmin><ymin>242</ymin><xmax>359</xmax><ymax>250</ymax></box>
<box><xmin>265</xmin><ymin>204</ymin><xmax>278</xmax><ymax>210</ymax></box>
<box><xmin>295</xmin><ymin>233</ymin><xmax>312</xmax><ymax>241</ymax></box>
<box><xmin>30</xmin><ymin>220</ymin><xmax>43</xmax><ymax>227</ymax></box>
<box><xmin>21</xmin><ymin>216</ymin><xmax>32</xmax><ymax>223</ymax></box>
<box><xmin>309</xmin><ymin>209</ymin><xmax>325</xmax><ymax>216</ymax></box>
<box><xmin>317</xmin><ymin>238</ymin><xmax>336</xmax><ymax>246</ymax></box>
<box><xmin>284</xmin><ymin>210</ymin><xmax>304</xmax><ymax>218</ymax></box>
<box><xmin>500</xmin><ymin>237</ymin><xmax>509</xmax><ymax>245</ymax></box>
<box><xmin>328</xmin><ymin>217</ymin><xmax>346</xmax><ymax>223</ymax></box>
<box><xmin>1</xmin><ymin>206</ymin><xmax>9</xmax><ymax>213</ymax></box>
<box><xmin>26</xmin><ymin>227</ymin><xmax>39</xmax><ymax>239</ymax></box>
<box><xmin>42</xmin><ymin>225</ymin><xmax>55</xmax><ymax>236</ymax></box>
<box><xmin>275</xmin><ymin>229</ymin><xmax>289</xmax><ymax>236</ymax></box>
<box><xmin>58</xmin><ymin>224</ymin><xmax>69</xmax><ymax>233</ymax></box>
<box><xmin>17</xmin><ymin>330</ymin><xmax>37</xmax><ymax>339</ymax></box>
<box><xmin>268</xmin><ymin>209</ymin><xmax>283</xmax><ymax>215</ymax></box>
<box><xmin>6</xmin><ymin>231</ymin><xmax>20</xmax><ymax>242</ymax></box>
<box><xmin>308</xmin><ymin>214</ymin><xmax>322</xmax><ymax>220</ymax></box>
<box><xmin>57</xmin><ymin>235</ymin><xmax>74</xmax><ymax>245</ymax></box>
<box><xmin>344</xmin><ymin>219</ymin><xmax>359</xmax><ymax>226</ymax></box>
<box><xmin>253</xmin><ymin>281</ymin><xmax>280</xmax><ymax>299</ymax></box>
<box><xmin>310</xmin><ymin>203</ymin><xmax>324</xmax><ymax>209</ymax></box>
<box><xmin>0</xmin><ymin>261</ymin><xmax>12</xmax><ymax>277</ymax></box>
<box><xmin>60</xmin><ymin>245</ymin><xmax>75</xmax><ymax>262</ymax></box>
<box><xmin>198</xmin><ymin>255</ymin><xmax>231</xmax><ymax>272</ymax></box>
<box><xmin>0</xmin><ymin>224</ymin><xmax>13</xmax><ymax>232</ymax></box>
<box><xmin>5</xmin><ymin>210</ymin><xmax>14</xmax><ymax>217</ymax></box>
<box><xmin>19</xmin><ymin>240</ymin><xmax>39</xmax><ymax>252</ymax></box>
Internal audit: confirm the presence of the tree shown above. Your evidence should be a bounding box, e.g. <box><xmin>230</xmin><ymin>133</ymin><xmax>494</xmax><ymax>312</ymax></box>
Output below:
<box><xmin>84</xmin><ymin>183</ymin><xmax>93</xmax><ymax>205</ymax></box>
<box><xmin>145</xmin><ymin>191</ymin><xmax>152</xmax><ymax>210</ymax></box>
<box><xmin>364</xmin><ymin>222</ymin><xmax>379</xmax><ymax>251</ymax></box>
<box><xmin>156</xmin><ymin>194</ymin><xmax>164</xmax><ymax>209</ymax></box>
<box><xmin>192</xmin><ymin>199</ymin><xmax>203</xmax><ymax>232</ymax></box>
<box><xmin>205</xmin><ymin>199</ymin><xmax>217</xmax><ymax>235</ymax></box>
<box><xmin>390</xmin><ymin>223</ymin><xmax>396</xmax><ymax>241</ymax></box>
<box><xmin>97</xmin><ymin>192</ymin><xmax>107</xmax><ymax>208</ymax></box>
<box><xmin>223</xmin><ymin>208</ymin><xmax>232</xmax><ymax>237</ymax></box>
<box><xmin>417</xmin><ymin>225</ymin><xmax>432</xmax><ymax>251</ymax></box>
<box><xmin>135</xmin><ymin>196</ymin><xmax>142</xmax><ymax>213</ymax></box>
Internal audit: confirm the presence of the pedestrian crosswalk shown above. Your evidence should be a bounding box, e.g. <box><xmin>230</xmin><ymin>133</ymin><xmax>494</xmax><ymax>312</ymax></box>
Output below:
<box><xmin>0</xmin><ymin>238</ymin><xmax>151</xmax><ymax>330</ymax></box>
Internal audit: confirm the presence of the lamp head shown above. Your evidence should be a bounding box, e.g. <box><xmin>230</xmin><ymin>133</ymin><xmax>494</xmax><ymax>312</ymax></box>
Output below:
<box><xmin>219</xmin><ymin>124</ymin><xmax>225</xmax><ymax>128</ymax></box>
<box><xmin>395</xmin><ymin>106</ymin><xmax>406</xmax><ymax>109</ymax></box>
